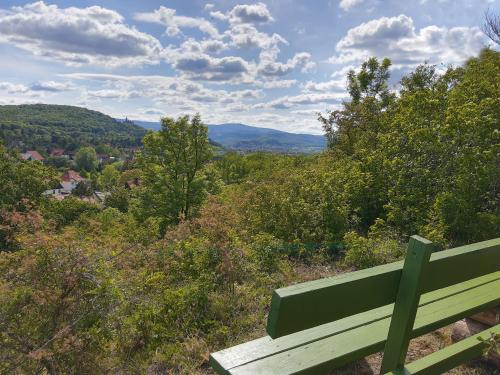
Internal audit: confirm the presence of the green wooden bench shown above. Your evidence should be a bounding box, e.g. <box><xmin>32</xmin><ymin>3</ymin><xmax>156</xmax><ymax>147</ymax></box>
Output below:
<box><xmin>210</xmin><ymin>236</ymin><xmax>500</xmax><ymax>375</ymax></box>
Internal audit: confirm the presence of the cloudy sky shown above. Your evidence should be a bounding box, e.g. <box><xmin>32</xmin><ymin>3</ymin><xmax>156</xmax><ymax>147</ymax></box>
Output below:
<box><xmin>0</xmin><ymin>0</ymin><xmax>497</xmax><ymax>134</ymax></box>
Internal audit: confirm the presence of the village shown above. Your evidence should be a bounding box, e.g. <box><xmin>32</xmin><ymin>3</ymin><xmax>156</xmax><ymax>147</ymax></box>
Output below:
<box><xmin>20</xmin><ymin>147</ymin><xmax>140</xmax><ymax>204</ymax></box>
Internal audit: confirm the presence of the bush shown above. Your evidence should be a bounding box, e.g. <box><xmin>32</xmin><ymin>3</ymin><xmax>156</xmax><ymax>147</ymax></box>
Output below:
<box><xmin>343</xmin><ymin>220</ymin><xmax>405</xmax><ymax>269</ymax></box>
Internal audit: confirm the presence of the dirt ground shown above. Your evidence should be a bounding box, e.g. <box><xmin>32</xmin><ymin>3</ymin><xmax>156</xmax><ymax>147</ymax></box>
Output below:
<box><xmin>330</xmin><ymin>324</ymin><xmax>499</xmax><ymax>375</ymax></box>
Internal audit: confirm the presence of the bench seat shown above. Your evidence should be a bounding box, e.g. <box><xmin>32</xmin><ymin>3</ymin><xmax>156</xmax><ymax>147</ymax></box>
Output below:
<box><xmin>210</xmin><ymin>271</ymin><xmax>500</xmax><ymax>375</ymax></box>
<box><xmin>385</xmin><ymin>323</ymin><xmax>500</xmax><ymax>375</ymax></box>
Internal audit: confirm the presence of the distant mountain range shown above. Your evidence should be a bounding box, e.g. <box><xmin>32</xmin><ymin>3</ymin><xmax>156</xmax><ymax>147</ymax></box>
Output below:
<box><xmin>0</xmin><ymin>103</ymin><xmax>325</xmax><ymax>154</ymax></box>
<box><xmin>132</xmin><ymin>120</ymin><xmax>326</xmax><ymax>153</ymax></box>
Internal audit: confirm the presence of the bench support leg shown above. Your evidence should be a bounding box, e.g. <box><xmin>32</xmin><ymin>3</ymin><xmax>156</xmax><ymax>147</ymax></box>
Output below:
<box><xmin>380</xmin><ymin>235</ymin><xmax>435</xmax><ymax>374</ymax></box>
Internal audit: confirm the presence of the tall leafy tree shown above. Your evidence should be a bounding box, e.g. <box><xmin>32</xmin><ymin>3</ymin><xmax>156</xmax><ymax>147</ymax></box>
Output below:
<box><xmin>0</xmin><ymin>144</ymin><xmax>57</xmax><ymax>249</ymax></box>
<box><xmin>75</xmin><ymin>146</ymin><xmax>98</xmax><ymax>172</ymax></box>
<box><xmin>318</xmin><ymin>57</ymin><xmax>396</xmax><ymax>230</ymax></box>
<box><xmin>319</xmin><ymin>57</ymin><xmax>395</xmax><ymax>154</ymax></box>
<box><xmin>0</xmin><ymin>144</ymin><xmax>57</xmax><ymax>211</ymax></box>
<box><xmin>137</xmin><ymin>114</ymin><xmax>212</xmax><ymax>234</ymax></box>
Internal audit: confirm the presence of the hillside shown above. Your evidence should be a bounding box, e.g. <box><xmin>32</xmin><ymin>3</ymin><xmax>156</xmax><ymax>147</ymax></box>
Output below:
<box><xmin>133</xmin><ymin>120</ymin><xmax>326</xmax><ymax>153</ymax></box>
<box><xmin>0</xmin><ymin>104</ymin><xmax>146</xmax><ymax>151</ymax></box>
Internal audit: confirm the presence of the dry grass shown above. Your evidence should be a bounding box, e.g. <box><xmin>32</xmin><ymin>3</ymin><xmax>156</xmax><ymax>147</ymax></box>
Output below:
<box><xmin>330</xmin><ymin>324</ymin><xmax>499</xmax><ymax>375</ymax></box>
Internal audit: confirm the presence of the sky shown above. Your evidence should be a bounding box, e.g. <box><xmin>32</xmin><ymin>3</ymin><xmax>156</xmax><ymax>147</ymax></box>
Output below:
<box><xmin>0</xmin><ymin>0</ymin><xmax>498</xmax><ymax>134</ymax></box>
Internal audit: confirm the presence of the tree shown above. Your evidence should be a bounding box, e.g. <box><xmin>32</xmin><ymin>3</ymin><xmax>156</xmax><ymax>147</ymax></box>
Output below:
<box><xmin>319</xmin><ymin>57</ymin><xmax>395</xmax><ymax>154</ymax></box>
<box><xmin>72</xmin><ymin>180</ymin><xmax>93</xmax><ymax>197</ymax></box>
<box><xmin>75</xmin><ymin>146</ymin><xmax>98</xmax><ymax>172</ymax></box>
<box><xmin>137</xmin><ymin>114</ymin><xmax>213</xmax><ymax>233</ymax></box>
<box><xmin>104</xmin><ymin>187</ymin><xmax>130</xmax><ymax>213</ymax></box>
<box><xmin>318</xmin><ymin>57</ymin><xmax>396</xmax><ymax>230</ymax></box>
<box><xmin>482</xmin><ymin>9</ymin><xmax>500</xmax><ymax>45</ymax></box>
<box><xmin>99</xmin><ymin>164</ymin><xmax>120</xmax><ymax>191</ymax></box>
<box><xmin>0</xmin><ymin>144</ymin><xmax>57</xmax><ymax>211</ymax></box>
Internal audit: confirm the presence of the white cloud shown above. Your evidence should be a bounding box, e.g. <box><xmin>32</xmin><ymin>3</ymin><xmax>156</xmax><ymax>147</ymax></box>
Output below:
<box><xmin>64</xmin><ymin>72</ymin><xmax>262</xmax><ymax>108</ymax></box>
<box><xmin>180</xmin><ymin>38</ymin><xmax>228</xmax><ymax>54</ymax></box>
<box><xmin>228</xmin><ymin>3</ymin><xmax>274</xmax><ymax>25</ymax></box>
<box><xmin>209</xmin><ymin>11</ymin><xmax>228</xmax><ymax>21</ymax></box>
<box><xmin>207</xmin><ymin>3</ymin><xmax>274</xmax><ymax>25</ymax></box>
<box><xmin>302</xmin><ymin>78</ymin><xmax>345</xmax><ymax>92</ymax></box>
<box><xmin>30</xmin><ymin>81</ymin><xmax>74</xmax><ymax>92</ymax></box>
<box><xmin>258</xmin><ymin>52</ymin><xmax>316</xmax><ymax>77</ymax></box>
<box><xmin>226</xmin><ymin>24</ymin><xmax>287</xmax><ymax>50</ymax></box>
<box><xmin>135</xmin><ymin>6</ymin><xmax>220</xmax><ymax>38</ymax></box>
<box><xmin>330</xmin><ymin>15</ymin><xmax>486</xmax><ymax>68</ymax></box>
<box><xmin>0</xmin><ymin>81</ymin><xmax>30</xmax><ymax>94</ymax></box>
<box><xmin>85</xmin><ymin>89</ymin><xmax>140</xmax><ymax>100</ymax></box>
<box><xmin>255</xmin><ymin>92</ymin><xmax>347</xmax><ymax>109</ymax></box>
<box><xmin>339</xmin><ymin>0</ymin><xmax>365</xmax><ymax>11</ymax></box>
<box><xmin>168</xmin><ymin>52</ymin><xmax>252</xmax><ymax>82</ymax></box>
<box><xmin>0</xmin><ymin>1</ymin><xmax>163</xmax><ymax>66</ymax></box>
<box><xmin>0</xmin><ymin>80</ymin><xmax>71</xmax><ymax>97</ymax></box>
<box><xmin>255</xmin><ymin>79</ymin><xmax>297</xmax><ymax>89</ymax></box>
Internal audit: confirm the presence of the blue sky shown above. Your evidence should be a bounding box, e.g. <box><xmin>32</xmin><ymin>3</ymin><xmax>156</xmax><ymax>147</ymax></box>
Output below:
<box><xmin>0</xmin><ymin>0</ymin><xmax>497</xmax><ymax>134</ymax></box>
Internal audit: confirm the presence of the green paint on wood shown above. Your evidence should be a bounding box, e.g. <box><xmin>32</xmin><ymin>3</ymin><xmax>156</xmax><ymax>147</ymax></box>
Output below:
<box><xmin>385</xmin><ymin>324</ymin><xmax>500</xmax><ymax>375</ymax></box>
<box><xmin>210</xmin><ymin>273</ymin><xmax>500</xmax><ymax>374</ymax></box>
<box><xmin>266</xmin><ymin>238</ymin><xmax>500</xmax><ymax>338</ymax></box>
<box><xmin>210</xmin><ymin>237</ymin><xmax>500</xmax><ymax>375</ymax></box>
<box><xmin>380</xmin><ymin>236</ymin><xmax>435</xmax><ymax>373</ymax></box>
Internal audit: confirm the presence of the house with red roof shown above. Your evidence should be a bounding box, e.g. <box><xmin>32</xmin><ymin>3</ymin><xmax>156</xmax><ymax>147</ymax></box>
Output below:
<box><xmin>61</xmin><ymin>170</ymin><xmax>84</xmax><ymax>183</ymax></box>
<box><xmin>21</xmin><ymin>150</ymin><xmax>44</xmax><ymax>161</ymax></box>
<box><xmin>49</xmin><ymin>148</ymin><xmax>68</xmax><ymax>158</ymax></box>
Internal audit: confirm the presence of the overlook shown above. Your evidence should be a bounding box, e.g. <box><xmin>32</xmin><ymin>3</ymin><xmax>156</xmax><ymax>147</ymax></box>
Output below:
<box><xmin>0</xmin><ymin>1</ymin><xmax>498</xmax><ymax>375</ymax></box>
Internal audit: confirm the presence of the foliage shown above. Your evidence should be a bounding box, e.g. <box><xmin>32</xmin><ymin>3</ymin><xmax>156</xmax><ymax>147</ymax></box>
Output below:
<box><xmin>136</xmin><ymin>114</ymin><xmax>213</xmax><ymax>234</ymax></box>
<box><xmin>75</xmin><ymin>146</ymin><xmax>98</xmax><ymax>172</ymax></box>
<box><xmin>0</xmin><ymin>50</ymin><xmax>499</xmax><ymax>374</ymax></box>
<box><xmin>44</xmin><ymin>156</ymin><xmax>72</xmax><ymax>170</ymax></box>
<box><xmin>0</xmin><ymin>144</ymin><xmax>57</xmax><ymax>211</ymax></box>
<box><xmin>72</xmin><ymin>180</ymin><xmax>94</xmax><ymax>197</ymax></box>
<box><xmin>99</xmin><ymin>164</ymin><xmax>121</xmax><ymax>191</ymax></box>
<box><xmin>105</xmin><ymin>187</ymin><xmax>131</xmax><ymax>213</ymax></box>
<box><xmin>42</xmin><ymin>197</ymin><xmax>100</xmax><ymax>229</ymax></box>
<box><xmin>0</xmin><ymin>144</ymin><xmax>57</xmax><ymax>249</ymax></box>
<box><xmin>0</xmin><ymin>231</ymin><xmax>118</xmax><ymax>374</ymax></box>
<box><xmin>343</xmin><ymin>219</ymin><xmax>405</xmax><ymax>269</ymax></box>
<box><xmin>0</xmin><ymin>104</ymin><xmax>146</xmax><ymax>151</ymax></box>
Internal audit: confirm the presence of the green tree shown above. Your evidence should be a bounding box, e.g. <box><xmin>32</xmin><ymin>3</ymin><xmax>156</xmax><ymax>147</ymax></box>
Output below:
<box><xmin>318</xmin><ymin>57</ymin><xmax>395</xmax><ymax>230</ymax></box>
<box><xmin>319</xmin><ymin>57</ymin><xmax>395</xmax><ymax>154</ymax></box>
<box><xmin>105</xmin><ymin>187</ymin><xmax>130</xmax><ymax>213</ymax></box>
<box><xmin>75</xmin><ymin>146</ymin><xmax>98</xmax><ymax>172</ymax></box>
<box><xmin>72</xmin><ymin>180</ymin><xmax>94</xmax><ymax>197</ymax></box>
<box><xmin>0</xmin><ymin>144</ymin><xmax>57</xmax><ymax>249</ymax></box>
<box><xmin>0</xmin><ymin>144</ymin><xmax>57</xmax><ymax>211</ymax></box>
<box><xmin>99</xmin><ymin>164</ymin><xmax>120</xmax><ymax>191</ymax></box>
<box><xmin>137</xmin><ymin>114</ymin><xmax>213</xmax><ymax>233</ymax></box>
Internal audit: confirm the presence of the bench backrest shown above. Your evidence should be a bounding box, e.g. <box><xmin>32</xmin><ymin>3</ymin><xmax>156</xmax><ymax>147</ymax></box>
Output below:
<box><xmin>267</xmin><ymin>236</ymin><xmax>500</xmax><ymax>338</ymax></box>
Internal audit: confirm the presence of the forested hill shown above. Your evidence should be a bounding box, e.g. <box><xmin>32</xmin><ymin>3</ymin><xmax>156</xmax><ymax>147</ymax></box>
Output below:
<box><xmin>133</xmin><ymin>120</ymin><xmax>327</xmax><ymax>153</ymax></box>
<box><xmin>0</xmin><ymin>104</ymin><xmax>146</xmax><ymax>151</ymax></box>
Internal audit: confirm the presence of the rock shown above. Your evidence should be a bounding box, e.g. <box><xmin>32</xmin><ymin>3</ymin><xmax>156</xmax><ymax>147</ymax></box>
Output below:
<box><xmin>452</xmin><ymin>318</ymin><xmax>500</xmax><ymax>367</ymax></box>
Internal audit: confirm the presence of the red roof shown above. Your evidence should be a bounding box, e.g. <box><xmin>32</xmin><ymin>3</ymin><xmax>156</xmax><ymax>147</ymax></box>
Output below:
<box><xmin>24</xmin><ymin>150</ymin><xmax>44</xmax><ymax>161</ymax></box>
<box><xmin>61</xmin><ymin>170</ymin><xmax>84</xmax><ymax>182</ymax></box>
<box><xmin>50</xmin><ymin>148</ymin><xmax>66</xmax><ymax>157</ymax></box>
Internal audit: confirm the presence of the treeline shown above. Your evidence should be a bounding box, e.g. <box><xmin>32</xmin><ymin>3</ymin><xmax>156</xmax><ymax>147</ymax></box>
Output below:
<box><xmin>0</xmin><ymin>49</ymin><xmax>498</xmax><ymax>374</ymax></box>
<box><xmin>0</xmin><ymin>104</ymin><xmax>146</xmax><ymax>151</ymax></box>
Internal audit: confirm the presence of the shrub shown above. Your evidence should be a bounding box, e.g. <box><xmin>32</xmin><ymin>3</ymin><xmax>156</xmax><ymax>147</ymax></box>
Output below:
<box><xmin>343</xmin><ymin>220</ymin><xmax>405</xmax><ymax>269</ymax></box>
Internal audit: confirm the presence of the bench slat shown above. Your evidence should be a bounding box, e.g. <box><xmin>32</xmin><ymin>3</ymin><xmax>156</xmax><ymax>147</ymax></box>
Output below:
<box><xmin>227</xmin><ymin>280</ymin><xmax>500</xmax><ymax>374</ymax></box>
<box><xmin>385</xmin><ymin>323</ymin><xmax>500</xmax><ymax>375</ymax></box>
<box><xmin>267</xmin><ymin>238</ymin><xmax>500</xmax><ymax>338</ymax></box>
<box><xmin>209</xmin><ymin>272</ymin><xmax>500</xmax><ymax>374</ymax></box>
